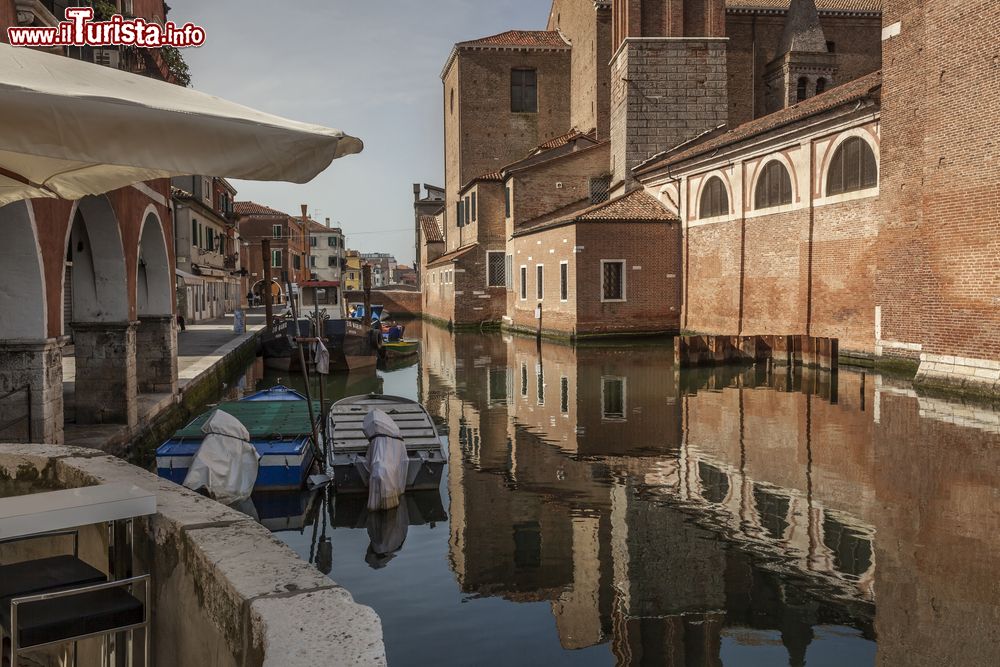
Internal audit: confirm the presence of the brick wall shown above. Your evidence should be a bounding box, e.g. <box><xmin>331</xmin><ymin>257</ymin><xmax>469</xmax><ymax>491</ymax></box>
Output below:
<box><xmin>510</xmin><ymin>220</ymin><xmax>681</xmax><ymax>337</ymax></box>
<box><xmin>511</xmin><ymin>143</ymin><xmax>610</xmax><ymax>225</ymax></box>
<box><xmin>344</xmin><ymin>289</ymin><xmax>422</xmax><ymax>318</ymax></box>
<box><xmin>878</xmin><ymin>0</ymin><xmax>1000</xmax><ymax>370</ymax></box>
<box><xmin>444</xmin><ymin>48</ymin><xmax>572</xmax><ymax>252</ymax></box>
<box><xmin>724</xmin><ymin>13</ymin><xmax>882</xmax><ymax>126</ymax></box>
<box><xmin>610</xmin><ymin>38</ymin><xmax>728</xmax><ymax>189</ymax></box>
<box><xmin>549</xmin><ymin>0</ymin><xmax>613</xmax><ymax>139</ymax></box>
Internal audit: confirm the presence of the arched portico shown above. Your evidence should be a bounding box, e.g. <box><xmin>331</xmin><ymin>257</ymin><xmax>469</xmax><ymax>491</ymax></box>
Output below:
<box><xmin>0</xmin><ymin>201</ymin><xmax>63</xmax><ymax>443</ymax></box>
<box><xmin>66</xmin><ymin>195</ymin><xmax>138</xmax><ymax>426</ymax></box>
<box><xmin>135</xmin><ymin>209</ymin><xmax>178</xmax><ymax>394</ymax></box>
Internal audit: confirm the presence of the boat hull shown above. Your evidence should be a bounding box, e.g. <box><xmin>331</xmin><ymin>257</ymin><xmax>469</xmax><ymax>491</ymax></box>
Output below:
<box><xmin>330</xmin><ymin>450</ymin><xmax>445</xmax><ymax>494</ymax></box>
<box><xmin>157</xmin><ymin>448</ymin><xmax>314</xmax><ymax>492</ymax></box>
<box><xmin>323</xmin><ymin>319</ymin><xmax>379</xmax><ymax>371</ymax></box>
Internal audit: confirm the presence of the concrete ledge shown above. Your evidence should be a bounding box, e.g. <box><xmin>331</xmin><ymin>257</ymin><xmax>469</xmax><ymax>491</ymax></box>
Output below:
<box><xmin>0</xmin><ymin>444</ymin><xmax>386</xmax><ymax>667</ymax></box>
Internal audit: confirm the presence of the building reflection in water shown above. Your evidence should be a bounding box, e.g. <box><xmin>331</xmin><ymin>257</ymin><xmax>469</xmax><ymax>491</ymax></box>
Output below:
<box><xmin>420</xmin><ymin>324</ymin><xmax>1000</xmax><ymax>666</ymax></box>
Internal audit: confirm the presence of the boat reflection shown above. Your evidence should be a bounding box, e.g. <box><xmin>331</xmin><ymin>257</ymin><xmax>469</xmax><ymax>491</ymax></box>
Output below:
<box><xmin>419</xmin><ymin>324</ymin><xmax>1000</xmax><ymax>666</ymax></box>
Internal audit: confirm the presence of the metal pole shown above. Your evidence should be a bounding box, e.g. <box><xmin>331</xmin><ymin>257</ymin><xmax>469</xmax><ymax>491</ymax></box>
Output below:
<box><xmin>286</xmin><ymin>280</ymin><xmax>323</xmax><ymax>464</ymax></box>
<box><xmin>314</xmin><ymin>287</ymin><xmax>327</xmax><ymax>466</ymax></box>
<box><xmin>262</xmin><ymin>239</ymin><xmax>274</xmax><ymax>333</ymax></box>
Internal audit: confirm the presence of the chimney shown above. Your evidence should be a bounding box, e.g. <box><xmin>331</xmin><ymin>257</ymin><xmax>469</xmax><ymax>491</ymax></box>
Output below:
<box><xmin>325</xmin><ymin>217</ymin><xmax>331</xmax><ymax>228</ymax></box>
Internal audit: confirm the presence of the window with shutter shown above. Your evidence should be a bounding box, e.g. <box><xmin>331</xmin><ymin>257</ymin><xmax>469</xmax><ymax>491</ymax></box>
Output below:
<box><xmin>754</xmin><ymin>161</ymin><xmax>794</xmax><ymax>209</ymax></box>
<box><xmin>601</xmin><ymin>260</ymin><xmax>625</xmax><ymax>301</ymax></box>
<box><xmin>535</xmin><ymin>264</ymin><xmax>544</xmax><ymax>300</ymax></box>
<box><xmin>511</xmin><ymin>69</ymin><xmax>538</xmax><ymax>113</ymax></box>
<box><xmin>560</xmin><ymin>261</ymin><xmax>568</xmax><ymax>301</ymax></box>
<box><xmin>457</xmin><ymin>200</ymin><xmax>464</xmax><ymax>228</ymax></box>
<box><xmin>519</xmin><ymin>266</ymin><xmax>527</xmax><ymax>300</ymax></box>
<box><xmin>826</xmin><ymin>137</ymin><xmax>878</xmax><ymax>196</ymax></box>
<box><xmin>471</xmin><ymin>192</ymin><xmax>477</xmax><ymax>221</ymax></box>
<box><xmin>699</xmin><ymin>176</ymin><xmax>730</xmax><ymax>219</ymax></box>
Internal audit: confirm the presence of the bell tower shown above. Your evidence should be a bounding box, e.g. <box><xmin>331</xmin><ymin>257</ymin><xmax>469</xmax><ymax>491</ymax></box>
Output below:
<box><xmin>764</xmin><ymin>0</ymin><xmax>837</xmax><ymax>112</ymax></box>
<box><xmin>609</xmin><ymin>0</ymin><xmax>729</xmax><ymax>191</ymax></box>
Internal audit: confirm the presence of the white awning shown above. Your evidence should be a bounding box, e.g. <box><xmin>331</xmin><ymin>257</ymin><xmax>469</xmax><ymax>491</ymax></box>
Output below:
<box><xmin>175</xmin><ymin>268</ymin><xmax>204</xmax><ymax>285</ymax></box>
<box><xmin>0</xmin><ymin>43</ymin><xmax>363</xmax><ymax>206</ymax></box>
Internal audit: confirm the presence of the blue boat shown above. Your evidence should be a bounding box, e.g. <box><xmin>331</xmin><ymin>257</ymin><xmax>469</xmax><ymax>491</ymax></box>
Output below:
<box><xmin>156</xmin><ymin>387</ymin><xmax>321</xmax><ymax>492</ymax></box>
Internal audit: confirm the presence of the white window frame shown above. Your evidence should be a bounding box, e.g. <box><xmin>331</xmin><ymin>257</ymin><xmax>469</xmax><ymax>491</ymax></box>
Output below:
<box><xmin>559</xmin><ymin>260</ymin><xmax>569</xmax><ymax>302</ymax></box>
<box><xmin>272</xmin><ymin>224</ymin><xmax>283</xmax><ymax>239</ymax></box>
<box><xmin>519</xmin><ymin>265</ymin><xmax>527</xmax><ymax>301</ymax></box>
<box><xmin>600</xmin><ymin>259</ymin><xmax>627</xmax><ymax>302</ymax></box>
<box><xmin>486</xmin><ymin>251</ymin><xmax>506</xmax><ymax>288</ymax></box>
<box><xmin>271</xmin><ymin>249</ymin><xmax>282</xmax><ymax>268</ymax></box>
<box><xmin>535</xmin><ymin>264</ymin><xmax>544</xmax><ymax>300</ymax></box>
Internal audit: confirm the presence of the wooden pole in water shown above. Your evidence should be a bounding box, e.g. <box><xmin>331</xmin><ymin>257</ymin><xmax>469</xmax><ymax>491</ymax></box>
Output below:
<box><xmin>362</xmin><ymin>263</ymin><xmax>372</xmax><ymax>323</ymax></box>
<box><xmin>287</xmin><ymin>278</ymin><xmax>323</xmax><ymax>465</ymax></box>
<box><xmin>262</xmin><ymin>239</ymin><xmax>273</xmax><ymax>333</ymax></box>
<box><xmin>314</xmin><ymin>285</ymin><xmax>327</xmax><ymax>463</ymax></box>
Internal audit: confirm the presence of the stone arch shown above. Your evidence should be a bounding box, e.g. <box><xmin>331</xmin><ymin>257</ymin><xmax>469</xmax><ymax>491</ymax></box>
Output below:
<box><xmin>818</xmin><ymin>127</ymin><xmax>881</xmax><ymax>198</ymax></box>
<box><xmin>695</xmin><ymin>170</ymin><xmax>733</xmax><ymax>220</ymax></box>
<box><xmin>136</xmin><ymin>207</ymin><xmax>173</xmax><ymax>316</ymax></box>
<box><xmin>0</xmin><ymin>201</ymin><xmax>47</xmax><ymax>339</ymax></box>
<box><xmin>64</xmin><ymin>195</ymin><xmax>129</xmax><ymax>326</ymax></box>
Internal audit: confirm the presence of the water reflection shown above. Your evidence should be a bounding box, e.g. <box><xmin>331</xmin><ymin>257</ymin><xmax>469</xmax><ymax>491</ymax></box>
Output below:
<box><xmin>417</xmin><ymin>325</ymin><xmax>999</xmax><ymax>666</ymax></box>
<box><xmin>237</xmin><ymin>322</ymin><xmax>1000</xmax><ymax>666</ymax></box>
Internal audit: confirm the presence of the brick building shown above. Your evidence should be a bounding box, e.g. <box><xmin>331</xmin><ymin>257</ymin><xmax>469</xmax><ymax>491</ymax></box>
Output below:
<box><xmin>235</xmin><ymin>202</ymin><xmax>311</xmax><ymax>306</ymax></box>
<box><xmin>171</xmin><ymin>176</ymin><xmax>242</xmax><ymax>322</ymax></box>
<box><xmin>421</xmin><ymin>0</ymin><xmax>999</xmax><ymax>395</ymax></box>
<box><xmin>0</xmin><ymin>0</ymin><xmax>182</xmax><ymax>443</ymax></box>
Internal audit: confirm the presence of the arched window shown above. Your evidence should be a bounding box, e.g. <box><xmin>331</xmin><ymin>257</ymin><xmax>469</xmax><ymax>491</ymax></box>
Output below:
<box><xmin>699</xmin><ymin>176</ymin><xmax>729</xmax><ymax>219</ymax></box>
<box><xmin>815</xmin><ymin>78</ymin><xmax>827</xmax><ymax>94</ymax></box>
<box><xmin>797</xmin><ymin>77</ymin><xmax>808</xmax><ymax>102</ymax></box>
<box><xmin>826</xmin><ymin>137</ymin><xmax>878</xmax><ymax>196</ymax></box>
<box><xmin>754</xmin><ymin>160</ymin><xmax>794</xmax><ymax>209</ymax></box>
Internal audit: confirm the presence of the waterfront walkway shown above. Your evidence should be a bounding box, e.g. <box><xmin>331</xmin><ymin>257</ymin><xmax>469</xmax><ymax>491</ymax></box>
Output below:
<box><xmin>63</xmin><ymin>311</ymin><xmax>266</xmax><ymax>450</ymax></box>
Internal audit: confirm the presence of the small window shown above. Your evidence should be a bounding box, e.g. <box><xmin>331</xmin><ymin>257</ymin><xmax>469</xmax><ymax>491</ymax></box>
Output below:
<box><xmin>309</xmin><ymin>236</ymin><xmax>317</xmax><ymax>247</ymax></box>
<box><xmin>505</xmin><ymin>255</ymin><xmax>513</xmax><ymax>290</ymax></box>
<box><xmin>471</xmin><ymin>192</ymin><xmax>477</xmax><ymax>221</ymax></box>
<box><xmin>797</xmin><ymin>77</ymin><xmax>808</xmax><ymax>102</ymax></box>
<box><xmin>191</xmin><ymin>219</ymin><xmax>197</xmax><ymax>246</ymax></box>
<box><xmin>272</xmin><ymin>224</ymin><xmax>282</xmax><ymax>239</ymax></box>
<box><xmin>601</xmin><ymin>260</ymin><xmax>625</xmax><ymax>301</ymax></box>
<box><xmin>450</xmin><ymin>88</ymin><xmax>455</xmax><ymax>115</ymax></box>
<box><xmin>271</xmin><ymin>249</ymin><xmax>282</xmax><ymax>267</ymax></box>
<box><xmin>505</xmin><ymin>186</ymin><xmax>511</xmax><ymax>218</ymax></box>
<box><xmin>293</xmin><ymin>254</ymin><xmax>301</xmax><ymax>270</ymax></box>
<box><xmin>826</xmin><ymin>137</ymin><xmax>878</xmax><ymax>196</ymax></box>
<box><xmin>754</xmin><ymin>161</ymin><xmax>794</xmax><ymax>210</ymax></box>
<box><xmin>511</xmin><ymin>69</ymin><xmax>537</xmax><ymax>113</ymax></box>
<box><xmin>699</xmin><ymin>176</ymin><xmax>729</xmax><ymax>219</ymax></box>
<box><xmin>601</xmin><ymin>377</ymin><xmax>626</xmax><ymax>421</ymax></box>
<box><xmin>465</xmin><ymin>196</ymin><xmax>471</xmax><ymax>225</ymax></box>
<box><xmin>310</xmin><ymin>256</ymin><xmax>316</xmax><ymax>268</ymax></box>
<box><xmin>456</xmin><ymin>200</ymin><xmax>465</xmax><ymax>228</ymax></box>
<box><xmin>327</xmin><ymin>236</ymin><xmax>336</xmax><ymax>247</ymax></box>
<box><xmin>589</xmin><ymin>176</ymin><xmax>610</xmax><ymax>205</ymax></box>
<box><xmin>328</xmin><ymin>256</ymin><xmax>336</xmax><ymax>267</ymax></box>
<box><xmin>519</xmin><ymin>266</ymin><xmax>527</xmax><ymax>300</ymax></box>
<box><xmin>487</xmin><ymin>251</ymin><xmax>506</xmax><ymax>287</ymax></box>
<box><xmin>826</xmin><ymin>41</ymin><xmax>836</xmax><ymax>53</ymax></box>
<box><xmin>815</xmin><ymin>77</ymin><xmax>827</xmax><ymax>95</ymax></box>
<box><xmin>535</xmin><ymin>264</ymin><xmax>544</xmax><ymax>300</ymax></box>
<box><xmin>559</xmin><ymin>261</ymin><xmax>568</xmax><ymax>301</ymax></box>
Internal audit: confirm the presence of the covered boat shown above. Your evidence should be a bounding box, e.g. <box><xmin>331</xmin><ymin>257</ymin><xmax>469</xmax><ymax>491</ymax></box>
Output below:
<box><xmin>156</xmin><ymin>395</ymin><xmax>321</xmax><ymax>492</ymax></box>
<box><xmin>328</xmin><ymin>394</ymin><xmax>445</xmax><ymax>493</ymax></box>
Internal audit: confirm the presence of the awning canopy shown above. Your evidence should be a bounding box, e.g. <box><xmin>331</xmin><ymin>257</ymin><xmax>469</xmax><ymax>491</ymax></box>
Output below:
<box><xmin>0</xmin><ymin>43</ymin><xmax>363</xmax><ymax>206</ymax></box>
<box><xmin>175</xmin><ymin>267</ymin><xmax>204</xmax><ymax>285</ymax></box>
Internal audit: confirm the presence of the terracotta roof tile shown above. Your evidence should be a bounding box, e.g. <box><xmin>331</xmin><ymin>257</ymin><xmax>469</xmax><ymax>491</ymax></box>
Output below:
<box><xmin>726</xmin><ymin>0</ymin><xmax>881</xmax><ymax>12</ymax></box>
<box><xmin>420</xmin><ymin>216</ymin><xmax>444</xmax><ymax>243</ymax></box>
<box><xmin>234</xmin><ymin>201</ymin><xmax>288</xmax><ymax>217</ymax></box>
<box><xmin>427</xmin><ymin>244</ymin><xmax>477</xmax><ymax>268</ymax></box>
<box><xmin>513</xmin><ymin>189</ymin><xmax>676</xmax><ymax>238</ymax></box>
<box><xmin>306</xmin><ymin>219</ymin><xmax>339</xmax><ymax>234</ymax></box>
<box><xmin>638</xmin><ymin>71</ymin><xmax>881</xmax><ymax>173</ymax></box>
<box><xmin>458</xmin><ymin>30</ymin><xmax>569</xmax><ymax>49</ymax></box>
<box><xmin>536</xmin><ymin>128</ymin><xmax>598</xmax><ymax>151</ymax></box>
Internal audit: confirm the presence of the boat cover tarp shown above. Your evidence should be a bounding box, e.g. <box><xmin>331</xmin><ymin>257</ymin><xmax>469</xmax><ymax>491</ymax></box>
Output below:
<box><xmin>313</xmin><ymin>339</ymin><xmax>330</xmax><ymax>375</ymax></box>
<box><xmin>362</xmin><ymin>409</ymin><xmax>407</xmax><ymax>511</ymax></box>
<box><xmin>183</xmin><ymin>409</ymin><xmax>259</xmax><ymax>504</ymax></box>
<box><xmin>365</xmin><ymin>502</ymin><xmax>409</xmax><ymax>569</ymax></box>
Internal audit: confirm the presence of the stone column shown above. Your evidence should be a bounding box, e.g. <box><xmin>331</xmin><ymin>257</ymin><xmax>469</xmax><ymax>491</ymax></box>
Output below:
<box><xmin>0</xmin><ymin>338</ymin><xmax>65</xmax><ymax>444</ymax></box>
<box><xmin>136</xmin><ymin>315</ymin><xmax>178</xmax><ymax>394</ymax></box>
<box><xmin>72</xmin><ymin>321</ymin><xmax>138</xmax><ymax>426</ymax></box>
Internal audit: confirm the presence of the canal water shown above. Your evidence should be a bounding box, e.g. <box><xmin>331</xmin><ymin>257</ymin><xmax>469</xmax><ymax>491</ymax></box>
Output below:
<box><xmin>224</xmin><ymin>320</ymin><xmax>999</xmax><ymax>666</ymax></box>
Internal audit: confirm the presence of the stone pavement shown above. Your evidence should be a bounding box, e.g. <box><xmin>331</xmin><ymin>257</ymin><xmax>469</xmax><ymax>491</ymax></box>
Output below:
<box><xmin>62</xmin><ymin>310</ymin><xmax>266</xmax><ymax>450</ymax></box>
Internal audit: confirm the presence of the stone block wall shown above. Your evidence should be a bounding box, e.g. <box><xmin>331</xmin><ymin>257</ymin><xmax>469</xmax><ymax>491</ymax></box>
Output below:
<box><xmin>136</xmin><ymin>315</ymin><xmax>178</xmax><ymax>394</ymax></box>
<box><xmin>72</xmin><ymin>321</ymin><xmax>138</xmax><ymax>426</ymax></box>
<box><xmin>610</xmin><ymin>38</ymin><xmax>728</xmax><ymax>189</ymax></box>
<box><xmin>0</xmin><ymin>338</ymin><xmax>64</xmax><ymax>444</ymax></box>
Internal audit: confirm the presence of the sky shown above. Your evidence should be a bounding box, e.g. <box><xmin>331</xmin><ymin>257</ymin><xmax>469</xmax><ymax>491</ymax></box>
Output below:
<box><xmin>169</xmin><ymin>0</ymin><xmax>552</xmax><ymax>266</ymax></box>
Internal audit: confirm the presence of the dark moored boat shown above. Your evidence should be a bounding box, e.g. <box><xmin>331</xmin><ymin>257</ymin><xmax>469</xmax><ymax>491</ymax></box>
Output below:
<box><xmin>261</xmin><ymin>316</ymin><xmax>379</xmax><ymax>372</ymax></box>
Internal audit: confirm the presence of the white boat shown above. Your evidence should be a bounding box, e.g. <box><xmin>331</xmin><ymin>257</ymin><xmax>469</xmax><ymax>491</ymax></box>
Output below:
<box><xmin>327</xmin><ymin>394</ymin><xmax>445</xmax><ymax>493</ymax></box>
